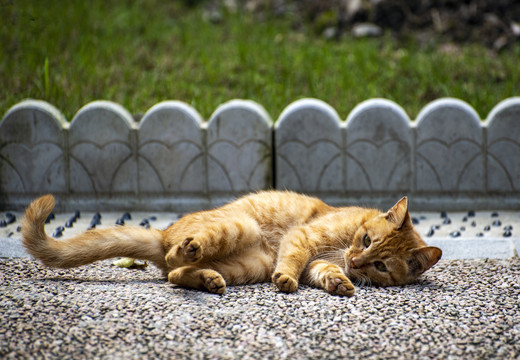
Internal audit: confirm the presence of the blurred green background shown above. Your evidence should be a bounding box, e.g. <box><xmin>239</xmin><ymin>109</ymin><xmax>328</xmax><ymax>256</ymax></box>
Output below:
<box><xmin>1</xmin><ymin>0</ymin><xmax>519</xmax><ymax>121</ymax></box>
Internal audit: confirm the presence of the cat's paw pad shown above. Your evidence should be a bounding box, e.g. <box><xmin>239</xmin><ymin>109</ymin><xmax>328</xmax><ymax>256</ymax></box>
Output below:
<box><xmin>324</xmin><ymin>273</ymin><xmax>355</xmax><ymax>297</ymax></box>
<box><xmin>203</xmin><ymin>272</ymin><xmax>226</xmax><ymax>295</ymax></box>
<box><xmin>272</xmin><ymin>272</ymin><xmax>298</xmax><ymax>293</ymax></box>
<box><xmin>181</xmin><ymin>237</ymin><xmax>202</xmax><ymax>263</ymax></box>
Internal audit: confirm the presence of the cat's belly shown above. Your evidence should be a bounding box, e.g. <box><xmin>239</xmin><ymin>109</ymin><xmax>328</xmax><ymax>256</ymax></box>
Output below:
<box><xmin>208</xmin><ymin>245</ymin><xmax>276</xmax><ymax>285</ymax></box>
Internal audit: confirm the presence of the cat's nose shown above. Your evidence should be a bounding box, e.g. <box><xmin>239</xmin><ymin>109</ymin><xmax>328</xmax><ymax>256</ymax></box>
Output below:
<box><xmin>350</xmin><ymin>258</ymin><xmax>360</xmax><ymax>269</ymax></box>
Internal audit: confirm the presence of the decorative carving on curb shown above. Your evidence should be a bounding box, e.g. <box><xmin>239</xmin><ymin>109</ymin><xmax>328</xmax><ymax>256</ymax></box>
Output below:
<box><xmin>1</xmin><ymin>97</ymin><xmax>519</xmax><ymax>210</ymax></box>
<box><xmin>345</xmin><ymin>99</ymin><xmax>412</xmax><ymax>192</ymax></box>
<box><xmin>415</xmin><ymin>98</ymin><xmax>484</xmax><ymax>192</ymax></box>
<box><xmin>138</xmin><ymin>101</ymin><xmax>205</xmax><ymax>193</ymax></box>
<box><xmin>69</xmin><ymin>101</ymin><xmax>137</xmax><ymax>194</ymax></box>
<box><xmin>207</xmin><ymin>100</ymin><xmax>272</xmax><ymax>192</ymax></box>
<box><xmin>0</xmin><ymin>100</ymin><xmax>67</xmax><ymax>194</ymax></box>
<box><xmin>486</xmin><ymin>98</ymin><xmax>520</xmax><ymax>192</ymax></box>
<box><xmin>276</xmin><ymin>99</ymin><xmax>343</xmax><ymax>192</ymax></box>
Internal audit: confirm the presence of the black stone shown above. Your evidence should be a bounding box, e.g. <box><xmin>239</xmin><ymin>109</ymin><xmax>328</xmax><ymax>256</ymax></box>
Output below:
<box><xmin>148</xmin><ymin>216</ymin><xmax>157</xmax><ymax>221</ymax></box>
<box><xmin>412</xmin><ymin>217</ymin><xmax>419</xmax><ymax>225</ymax></box>
<box><xmin>504</xmin><ymin>225</ymin><xmax>513</xmax><ymax>231</ymax></box>
<box><xmin>440</xmin><ymin>211</ymin><xmax>448</xmax><ymax>218</ymax></box>
<box><xmin>89</xmin><ymin>217</ymin><xmax>100</xmax><ymax>229</ymax></box>
<box><xmin>476</xmin><ymin>232</ymin><xmax>484</xmax><ymax>237</ymax></box>
<box><xmin>16</xmin><ymin>226</ymin><xmax>22</xmax><ymax>232</ymax></box>
<box><xmin>45</xmin><ymin>212</ymin><xmax>55</xmax><ymax>224</ymax></box>
<box><xmin>139</xmin><ymin>219</ymin><xmax>150</xmax><ymax>227</ymax></box>
<box><xmin>462</xmin><ymin>216</ymin><xmax>468</xmax><ymax>222</ymax></box>
<box><xmin>443</xmin><ymin>218</ymin><xmax>452</xmax><ymax>225</ymax></box>
<box><xmin>74</xmin><ymin>210</ymin><xmax>81</xmax><ymax>219</ymax></box>
<box><xmin>503</xmin><ymin>231</ymin><xmax>512</xmax><ymax>237</ymax></box>
<box><xmin>467</xmin><ymin>210</ymin><xmax>476</xmax><ymax>217</ymax></box>
<box><xmin>90</xmin><ymin>215</ymin><xmax>101</xmax><ymax>226</ymax></box>
<box><xmin>491</xmin><ymin>212</ymin><xmax>499</xmax><ymax>217</ymax></box>
<box><xmin>65</xmin><ymin>217</ymin><xmax>76</xmax><ymax>228</ymax></box>
<box><xmin>53</xmin><ymin>227</ymin><xmax>64</xmax><ymax>238</ymax></box>
<box><xmin>492</xmin><ymin>220</ymin><xmax>502</xmax><ymax>227</ymax></box>
<box><xmin>484</xmin><ymin>225</ymin><xmax>491</xmax><ymax>231</ymax></box>
<box><xmin>5</xmin><ymin>213</ymin><xmax>16</xmax><ymax>224</ymax></box>
<box><xmin>122</xmin><ymin>212</ymin><xmax>132</xmax><ymax>221</ymax></box>
<box><xmin>427</xmin><ymin>228</ymin><xmax>435</xmax><ymax>237</ymax></box>
<box><xmin>450</xmin><ymin>231</ymin><xmax>461</xmax><ymax>238</ymax></box>
<box><xmin>116</xmin><ymin>218</ymin><xmax>125</xmax><ymax>226</ymax></box>
<box><xmin>471</xmin><ymin>221</ymin><xmax>477</xmax><ymax>227</ymax></box>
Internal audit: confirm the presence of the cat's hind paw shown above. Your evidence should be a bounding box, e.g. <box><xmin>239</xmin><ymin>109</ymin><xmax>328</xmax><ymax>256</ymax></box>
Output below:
<box><xmin>181</xmin><ymin>237</ymin><xmax>202</xmax><ymax>263</ymax></box>
<box><xmin>165</xmin><ymin>237</ymin><xmax>203</xmax><ymax>267</ymax></box>
<box><xmin>202</xmin><ymin>271</ymin><xmax>226</xmax><ymax>295</ymax></box>
<box><xmin>324</xmin><ymin>273</ymin><xmax>355</xmax><ymax>297</ymax></box>
<box><xmin>272</xmin><ymin>272</ymin><xmax>298</xmax><ymax>293</ymax></box>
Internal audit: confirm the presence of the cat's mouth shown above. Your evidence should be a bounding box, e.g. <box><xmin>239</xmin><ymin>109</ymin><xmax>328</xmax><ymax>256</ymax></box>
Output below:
<box><xmin>344</xmin><ymin>255</ymin><xmax>370</xmax><ymax>286</ymax></box>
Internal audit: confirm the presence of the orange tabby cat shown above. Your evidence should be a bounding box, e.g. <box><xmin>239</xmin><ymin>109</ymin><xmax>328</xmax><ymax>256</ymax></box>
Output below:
<box><xmin>21</xmin><ymin>191</ymin><xmax>441</xmax><ymax>297</ymax></box>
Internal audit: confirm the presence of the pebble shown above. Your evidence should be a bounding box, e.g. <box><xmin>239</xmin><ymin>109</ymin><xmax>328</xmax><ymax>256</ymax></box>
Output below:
<box><xmin>6</xmin><ymin>213</ymin><xmax>16</xmax><ymax>224</ymax></box>
<box><xmin>2</xmin><ymin>257</ymin><xmax>519</xmax><ymax>359</ymax></box>
<box><xmin>45</xmin><ymin>212</ymin><xmax>55</xmax><ymax>224</ymax></box>
<box><xmin>53</xmin><ymin>226</ymin><xmax>64</xmax><ymax>238</ymax></box>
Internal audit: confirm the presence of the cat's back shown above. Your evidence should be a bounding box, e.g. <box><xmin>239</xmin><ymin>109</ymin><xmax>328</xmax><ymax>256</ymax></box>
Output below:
<box><xmin>232</xmin><ymin>191</ymin><xmax>331</xmax><ymax>228</ymax></box>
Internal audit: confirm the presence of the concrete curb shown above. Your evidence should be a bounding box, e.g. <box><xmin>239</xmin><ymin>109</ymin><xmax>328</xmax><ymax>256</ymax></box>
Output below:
<box><xmin>2</xmin><ymin>97</ymin><xmax>520</xmax><ymax>211</ymax></box>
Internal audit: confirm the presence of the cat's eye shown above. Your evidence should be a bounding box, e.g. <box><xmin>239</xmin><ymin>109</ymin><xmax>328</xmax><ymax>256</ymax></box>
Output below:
<box><xmin>363</xmin><ymin>234</ymin><xmax>371</xmax><ymax>248</ymax></box>
<box><xmin>374</xmin><ymin>261</ymin><xmax>387</xmax><ymax>272</ymax></box>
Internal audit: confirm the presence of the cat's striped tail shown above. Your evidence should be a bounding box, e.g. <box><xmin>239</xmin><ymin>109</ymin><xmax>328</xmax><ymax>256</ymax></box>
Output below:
<box><xmin>21</xmin><ymin>195</ymin><xmax>167</xmax><ymax>272</ymax></box>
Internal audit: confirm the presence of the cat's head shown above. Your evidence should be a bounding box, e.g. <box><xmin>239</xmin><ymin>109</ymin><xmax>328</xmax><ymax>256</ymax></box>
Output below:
<box><xmin>344</xmin><ymin>197</ymin><xmax>442</xmax><ymax>287</ymax></box>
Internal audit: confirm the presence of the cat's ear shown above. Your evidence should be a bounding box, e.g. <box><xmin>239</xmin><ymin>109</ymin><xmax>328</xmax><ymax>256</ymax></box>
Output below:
<box><xmin>385</xmin><ymin>196</ymin><xmax>409</xmax><ymax>229</ymax></box>
<box><xmin>407</xmin><ymin>246</ymin><xmax>442</xmax><ymax>275</ymax></box>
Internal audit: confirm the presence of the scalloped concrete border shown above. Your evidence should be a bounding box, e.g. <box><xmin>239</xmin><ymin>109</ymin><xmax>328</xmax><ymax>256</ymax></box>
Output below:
<box><xmin>1</xmin><ymin>97</ymin><xmax>519</xmax><ymax>211</ymax></box>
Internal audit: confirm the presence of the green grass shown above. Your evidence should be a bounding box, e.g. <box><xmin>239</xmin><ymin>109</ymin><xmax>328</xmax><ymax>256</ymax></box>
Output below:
<box><xmin>1</xmin><ymin>0</ymin><xmax>519</xmax><ymax>121</ymax></box>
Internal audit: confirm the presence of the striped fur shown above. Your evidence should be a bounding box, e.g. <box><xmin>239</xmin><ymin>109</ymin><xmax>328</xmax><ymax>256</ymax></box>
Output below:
<box><xmin>22</xmin><ymin>191</ymin><xmax>441</xmax><ymax>296</ymax></box>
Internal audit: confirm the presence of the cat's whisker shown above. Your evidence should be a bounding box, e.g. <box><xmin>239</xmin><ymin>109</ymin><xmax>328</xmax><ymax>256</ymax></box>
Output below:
<box><xmin>313</xmin><ymin>250</ymin><xmax>345</xmax><ymax>264</ymax></box>
<box><xmin>336</xmin><ymin>238</ymin><xmax>350</xmax><ymax>251</ymax></box>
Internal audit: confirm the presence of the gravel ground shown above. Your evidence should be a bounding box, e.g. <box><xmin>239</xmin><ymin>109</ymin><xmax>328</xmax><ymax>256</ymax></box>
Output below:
<box><xmin>1</xmin><ymin>258</ymin><xmax>519</xmax><ymax>359</ymax></box>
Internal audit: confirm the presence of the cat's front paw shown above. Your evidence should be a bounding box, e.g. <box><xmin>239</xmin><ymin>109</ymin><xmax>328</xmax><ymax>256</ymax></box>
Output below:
<box><xmin>272</xmin><ymin>272</ymin><xmax>298</xmax><ymax>293</ymax></box>
<box><xmin>324</xmin><ymin>273</ymin><xmax>355</xmax><ymax>297</ymax></box>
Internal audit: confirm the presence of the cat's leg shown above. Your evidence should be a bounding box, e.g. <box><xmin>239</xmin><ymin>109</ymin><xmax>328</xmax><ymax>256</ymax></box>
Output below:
<box><xmin>302</xmin><ymin>260</ymin><xmax>355</xmax><ymax>297</ymax></box>
<box><xmin>165</xmin><ymin>215</ymin><xmax>261</xmax><ymax>268</ymax></box>
<box><xmin>210</xmin><ymin>245</ymin><xmax>275</xmax><ymax>286</ymax></box>
<box><xmin>272</xmin><ymin>226</ymin><xmax>318</xmax><ymax>293</ymax></box>
<box><xmin>167</xmin><ymin>266</ymin><xmax>226</xmax><ymax>294</ymax></box>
